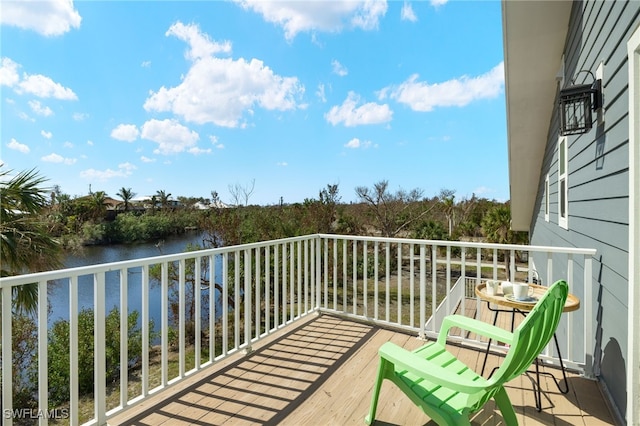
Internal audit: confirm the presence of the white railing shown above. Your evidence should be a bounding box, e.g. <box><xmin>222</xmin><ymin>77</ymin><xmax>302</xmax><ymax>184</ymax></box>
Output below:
<box><xmin>0</xmin><ymin>234</ymin><xmax>596</xmax><ymax>426</ymax></box>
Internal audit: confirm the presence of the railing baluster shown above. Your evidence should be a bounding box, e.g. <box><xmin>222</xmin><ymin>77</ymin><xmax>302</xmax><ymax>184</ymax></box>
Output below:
<box><xmin>566</xmin><ymin>254</ymin><xmax>574</xmax><ymax>361</ymax></box>
<box><xmin>222</xmin><ymin>252</ymin><xmax>229</xmax><ymax>356</ymax></box>
<box><xmin>419</xmin><ymin>244</ymin><xmax>426</xmax><ymax>339</ymax></box>
<box><xmin>214</xmin><ymin>254</ymin><xmax>217</xmax><ymax>363</ymax></box>
<box><xmin>234</xmin><ymin>251</ymin><xmax>240</xmax><ymax>350</ymax></box>
<box><xmin>363</xmin><ymin>241</ymin><xmax>368</xmax><ymax>317</ymax></box>
<box><xmin>119</xmin><ymin>269</ymin><xmax>128</xmax><ymax>406</ymax></box>
<box><xmin>397</xmin><ymin>243</ymin><xmax>402</xmax><ymax>325</ymax></box>
<box><xmin>69</xmin><ymin>276</ymin><xmax>79</xmax><ymax>426</ymax></box>
<box><xmin>2</xmin><ymin>284</ymin><xmax>13</xmax><ymax>426</ymax></box>
<box><xmin>584</xmin><ymin>255</ymin><xmax>595</xmax><ymax>377</ymax></box>
<box><xmin>195</xmin><ymin>256</ymin><xmax>202</xmax><ymax>368</ymax></box>
<box><xmin>343</xmin><ymin>239</ymin><xmax>347</xmax><ymax>312</ymax></box>
<box><xmin>37</xmin><ymin>279</ymin><xmax>48</xmax><ymax>426</ymax></box>
<box><xmin>460</xmin><ymin>247</ymin><xmax>466</xmax><ymax>338</ymax></box>
<box><xmin>297</xmin><ymin>241</ymin><xmax>302</xmax><ymax>317</ymax></box>
<box><xmin>256</xmin><ymin>247</ymin><xmax>261</xmax><ymax>340</ymax></box>
<box><xmin>94</xmin><ymin>273</ymin><xmax>106</xmax><ymax>425</ymax></box>
<box><xmin>290</xmin><ymin>242</ymin><xmax>295</xmax><ymax>322</ymax></box>
<box><xmin>244</xmin><ymin>249</ymin><xmax>251</xmax><ymax>349</ymax></box>
<box><xmin>282</xmin><ymin>243</ymin><xmax>287</xmax><ymax>326</ymax></box>
<box><xmin>410</xmin><ymin>243</ymin><xmax>415</xmax><ymax>328</ymax></box>
<box><xmin>353</xmin><ymin>240</ymin><xmax>357</xmax><ymax>315</ymax></box>
<box><xmin>333</xmin><ymin>238</ymin><xmax>338</xmax><ymax>311</ymax></box>
<box><xmin>304</xmin><ymin>240</ymin><xmax>309</xmax><ymax>314</ymax></box>
<box><xmin>161</xmin><ymin>262</ymin><xmax>169</xmax><ymax>385</ymax></box>
<box><xmin>274</xmin><ymin>244</ymin><xmax>279</xmax><ymax>328</ymax></box>
<box><xmin>385</xmin><ymin>242</ymin><xmax>390</xmax><ymax>322</ymax></box>
<box><xmin>431</xmin><ymin>245</ymin><xmax>437</xmax><ymax>334</ymax></box>
<box><xmin>178</xmin><ymin>259</ymin><xmax>186</xmax><ymax>378</ymax></box>
<box><xmin>445</xmin><ymin>246</ymin><xmax>451</xmax><ymax>320</ymax></box>
<box><xmin>374</xmin><ymin>241</ymin><xmax>379</xmax><ymax>320</ymax></box>
<box><xmin>142</xmin><ymin>264</ymin><xmax>150</xmax><ymax>393</ymax></box>
<box><xmin>323</xmin><ymin>239</ymin><xmax>328</xmax><ymax>310</ymax></box>
<box><xmin>265</xmin><ymin>247</ymin><xmax>271</xmax><ymax>334</ymax></box>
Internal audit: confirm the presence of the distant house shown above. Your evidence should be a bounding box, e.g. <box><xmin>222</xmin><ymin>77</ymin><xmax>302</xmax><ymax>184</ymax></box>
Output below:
<box><xmin>193</xmin><ymin>200</ymin><xmax>230</xmax><ymax>210</ymax></box>
<box><xmin>502</xmin><ymin>1</ymin><xmax>639</xmax><ymax>423</ymax></box>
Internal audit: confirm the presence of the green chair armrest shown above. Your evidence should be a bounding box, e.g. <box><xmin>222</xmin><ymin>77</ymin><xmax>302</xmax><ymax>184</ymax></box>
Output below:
<box><xmin>436</xmin><ymin>315</ymin><xmax>514</xmax><ymax>347</ymax></box>
<box><xmin>379</xmin><ymin>342</ymin><xmax>488</xmax><ymax>394</ymax></box>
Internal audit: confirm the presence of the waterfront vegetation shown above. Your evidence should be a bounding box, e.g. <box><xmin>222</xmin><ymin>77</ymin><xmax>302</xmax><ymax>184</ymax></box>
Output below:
<box><xmin>1</xmin><ymin>167</ymin><xmax>527</xmax><ymax>420</ymax></box>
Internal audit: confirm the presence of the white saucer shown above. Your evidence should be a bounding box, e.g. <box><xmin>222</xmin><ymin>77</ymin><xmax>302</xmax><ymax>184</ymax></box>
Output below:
<box><xmin>505</xmin><ymin>294</ymin><xmax>538</xmax><ymax>304</ymax></box>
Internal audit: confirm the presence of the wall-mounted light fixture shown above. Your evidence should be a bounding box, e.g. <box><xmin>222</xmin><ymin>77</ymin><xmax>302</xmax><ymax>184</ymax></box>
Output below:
<box><xmin>559</xmin><ymin>70</ymin><xmax>602</xmax><ymax>136</ymax></box>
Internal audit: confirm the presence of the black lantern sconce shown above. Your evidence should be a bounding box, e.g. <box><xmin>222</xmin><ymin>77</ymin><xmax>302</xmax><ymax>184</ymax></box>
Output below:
<box><xmin>559</xmin><ymin>70</ymin><xmax>602</xmax><ymax>136</ymax></box>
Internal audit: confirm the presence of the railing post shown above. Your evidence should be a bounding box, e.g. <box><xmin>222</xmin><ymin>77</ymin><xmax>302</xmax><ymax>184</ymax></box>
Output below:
<box><xmin>584</xmin><ymin>255</ymin><xmax>595</xmax><ymax>378</ymax></box>
<box><xmin>69</xmin><ymin>276</ymin><xmax>79</xmax><ymax>426</ymax></box>
<box><xmin>2</xmin><ymin>284</ymin><xmax>13</xmax><ymax>426</ymax></box>
<box><xmin>419</xmin><ymin>244</ymin><xmax>426</xmax><ymax>339</ymax></box>
<box><xmin>37</xmin><ymin>280</ymin><xmax>48</xmax><ymax>426</ymax></box>
<box><xmin>94</xmin><ymin>273</ymin><xmax>106</xmax><ymax>425</ymax></box>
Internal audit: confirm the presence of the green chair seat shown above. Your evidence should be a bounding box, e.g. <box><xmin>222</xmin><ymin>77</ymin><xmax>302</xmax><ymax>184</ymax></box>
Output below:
<box><xmin>365</xmin><ymin>280</ymin><xmax>569</xmax><ymax>426</ymax></box>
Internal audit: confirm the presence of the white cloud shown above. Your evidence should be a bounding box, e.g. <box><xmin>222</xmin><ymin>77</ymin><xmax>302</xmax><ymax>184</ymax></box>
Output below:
<box><xmin>140</xmin><ymin>156</ymin><xmax>156</xmax><ymax>163</ymax></box>
<box><xmin>73</xmin><ymin>112</ymin><xmax>88</xmax><ymax>121</ymax></box>
<box><xmin>87</xmin><ymin>140</ymin><xmax>94</xmax><ymax>146</ymax></box>
<box><xmin>63</xmin><ymin>141</ymin><xmax>73</xmax><ymax>148</ymax></box>
<box><xmin>401</xmin><ymin>2</ymin><xmax>417</xmax><ymax>22</ymax></box>
<box><xmin>141</xmin><ymin>60</ymin><xmax>151</xmax><ymax>68</ymax></box>
<box><xmin>166</xmin><ymin>22</ymin><xmax>232</xmax><ymax>61</ymax></box>
<box><xmin>1</xmin><ymin>0</ymin><xmax>81</xmax><ymax>36</ymax></box>
<box><xmin>144</xmin><ymin>22</ymin><xmax>303</xmax><ymax>128</ymax></box>
<box><xmin>332</xmin><ymin>60</ymin><xmax>348</xmax><ymax>77</ymax></box>
<box><xmin>80</xmin><ymin>163</ymin><xmax>136</xmax><ymax>181</ymax></box>
<box><xmin>41</xmin><ymin>152</ymin><xmax>76</xmax><ymax>165</ymax></box>
<box><xmin>29</xmin><ymin>100</ymin><xmax>53</xmax><ymax>116</ymax></box>
<box><xmin>19</xmin><ymin>73</ymin><xmax>77</xmax><ymax>99</ymax></box>
<box><xmin>41</xmin><ymin>130</ymin><xmax>52</xmax><ymax>139</ymax></box>
<box><xmin>325</xmin><ymin>91</ymin><xmax>393</xmax><ymax>127</ymax></box>
<box><xmin>0</xmin><ymin>58</ymin><xmax>20</xmax><ymax>87</ymax></box>
<box><xmin>344</xmin><ymin>137</ymin><xmax>373</xmax><ymax>149</ymax></box>
<box><xmin>111</xmin><ymin>124</ymin><xmax>140</xmax><ymax>142</ymax></box>
<box><xmin>140</xmin><ymin>118</ymin><xmax>200</xmax><ymax>155</ymax></box>
<box><xmin>188</xmin><ymin>147</ymin><xmax>212</xmax><ymax>155</ymax></box>
<box><xmin>380</xmin><ymin>62</ymin><xmax>504</xmax><ymax>111</ymax></box>
<box><xmin>277</xmin><ymin>161</ymin><xmax>288</xmax><ymax>167</ymax></box>
<box><xmin>430</xmin><ymin>0</ymin><xmax>448</xmax><ymax>7</ymax></box>
<box><xmin>7</xmin><ymin>138</ymin><xmax>30</xmax><ymax>153</ymax></box>
<box><xmin>234</xmin><ymin>0</ymin><xmax>387</xmax><ymax>41</ymax></box>
<box><xmin>316</xmin><ymin>83</ymin><xmax>327</xmax><ymax>103</ymax></box>
<box><xmin>1</xmin><ymin>57</ymin><xmax>77</xmax><ymax>100</ymax></box>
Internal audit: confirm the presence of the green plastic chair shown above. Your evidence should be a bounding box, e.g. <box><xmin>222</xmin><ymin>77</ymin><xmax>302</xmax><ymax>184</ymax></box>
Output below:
<box><xmin>365</xmin><ymin>279</ymin><xmax>568</xmax><ymax>426</ymax></box>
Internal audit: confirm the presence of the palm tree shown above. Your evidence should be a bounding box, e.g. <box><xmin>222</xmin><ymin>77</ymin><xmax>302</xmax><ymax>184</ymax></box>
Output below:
<box><xmin>481</xmin><ymin>204</ymin><xmax>516</xmax><ymax>280</ymax></box>
<box><xmin>117</xmin><ymin>187</ymin><xmax>136</xmax><ymax>212</ymax></box>
<box><xmin>156</xmin><ymin>190</ymin><xmax>172</xmax><ymax>210</ymax></box>
<box><xmin>89</xmin><ymin>191</ymin><xmax>108</xmax><ymax>221</ymax></box>
<box><xmin>1</xmin><ymin>167</ymin><xmax>63</xmax><ymax>313</ymax></box>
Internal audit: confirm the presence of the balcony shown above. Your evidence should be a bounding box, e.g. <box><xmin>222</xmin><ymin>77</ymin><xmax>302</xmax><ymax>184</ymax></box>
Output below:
<box><xmin>1</xmin><ymin>234</ymin><xmax>611</xmax><ymax>425</ymax></box>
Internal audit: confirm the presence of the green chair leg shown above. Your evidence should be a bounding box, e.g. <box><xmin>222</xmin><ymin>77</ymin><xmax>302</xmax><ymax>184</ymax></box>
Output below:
<box><xmin>365</xmin><ymin>359</ymin><xmax>388</xmax><ymax>425</ymax></box>
<box><xmin>494</xmin><ymin>386</ymin><xmax>518</xmax><ymax>425</ymax></box>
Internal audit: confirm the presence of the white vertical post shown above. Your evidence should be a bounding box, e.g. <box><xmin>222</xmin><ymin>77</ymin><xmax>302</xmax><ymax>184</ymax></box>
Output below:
<box><xmin>37</xmin><ymin>280</ymin><xmax>48</xmax><ymax>426</ymax></box>
<box><xmin>274</xmin><ymin>245</ymin><xmax>279</xmax><ymax>328</ymax></box>
<box><xmin>431</xmin><ymin>245</ymin><xmax>437</xmax><ymax>334</ymax></box>
<box><xmin>161</xmin><ymin>263</ymin><xmax>168</xmax><ymax>386</ymax></box>
<box><xmin>244</xmin><ymin>249</ymin><xmax>251</xmax><ymax>349</ymax></box>
<box><xmin>222</xmin><ymin>253</ymin><xmax>229</xmax><ymax>356</ymax></box>
<box><xmin>265</xmin><ymin>247</ymin><xmax>270</xmax><ymax>333</ymax></box>
<box><xmin>410</xmin><ymin>244</ymin><xmax>415</xmax><ymax>328</ymax></box>
<box><xmin>119</xmin><ymin>269</ymin><xmax>128</xmax><ymax>406</ymax></box>
<box><xmin>2</xmin><ymin>284</ymin><xmax>13</xmax><ymax>426</ymax></box>
<box><xmin>256</xmin><ymin>248</ymin><xmax>261</xmax><ymax>339</ymax></box>
<box><xmin>323</xmin><ymin>240</ymin><xmax>328</xmax><ymax>310</ymax></box>
<box><xmin>445</xmin><ymin>246</ymin><xmax>451</xmax><ymax>317</ymax></box>
<box><xmin>141</xmin><ymin>265</ymin><xmax>150</xmax><ymax>394</ymax></box>
<box><xmin>178</xmin><ymin>259</ymin><xmax>185</xmax><ymax>378</ymax></box>
<box><xmin>374</xmin><ymin>241</ymin><xmax>379</xmax><ymax>320</ymax></box>
<box><xmin>94</xmin><ymin>273</ymin><xmax>106</xmax><ymax>426</ymax></box>
<box><xmin>353</xmin><ymin>240</ymin><xmax>358</xmax><ymax>315</ymax></box>
<box><xmin>282</xmin><ymin>243</ymin><xmax>287</xmax><ymax>325</ymax></box>
<box><xmin>234</xmin><ymin>251</ymin><xmax>240</xmax><ymax>349</ymax></box>
<box><xmin>566</xmin><ymin>254</ymin><xmax>574</xmax><ymax>361</ymax></box>
<box><xmin>363</xmin><ymin>241</ymin><xmax>368</xmax><ymax>316</ymax></box>
<box><xmin>297</xmin><ymin>241</ymin><xmax>302</xmax><ymax>317</ymax></box>
<box><xmin>385</xmin><ymin>242</ymin><xmax>390</xmax><ymax>323</ymax></box>
<box><xmin>584</xmin><ymin>255</ymin><xmax>595</xmax><ymax>378</ymax></box>
<box><xmin>210</xmin><ymin>255</ymin><xmax>215</xmax><ymax>362</ymax></box>
<box><xmin>290</xmin><ymin>242</ymin><xmax>295</xmax><ymax>321</ymax></box>
<box><xmin>333</xmin><ymin>239</ymin><xmax>337</xmax><ymax>311</ymax></box>
<box><xmin>195</xmin><ymin>257</ymin><xmax>202</xmax><ymax>368</ymax></box>
<box><xmin>419</xmin><ymin>244</ymin><xmax>426</xmax><ymax>339</ymax></box>
<box><xmin>69</xmin><ymin>276</ymin><xmax>79</xmax><ymax>426</ymax></box>
<box><xmin>397</xmin><ymin>243</ymin><xmax>402</xmax><ymax>325</ymax></box>
<box><xmin>343</xmin><ymin>239</ymin><xmax>347</xmax><ymax>312</ymax></box>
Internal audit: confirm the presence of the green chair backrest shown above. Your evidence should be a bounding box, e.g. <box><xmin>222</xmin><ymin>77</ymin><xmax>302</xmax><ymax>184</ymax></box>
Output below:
<box><xmin>470</xmin><ymin>280</ymin><xmax>568</xmax><ymax>411</ymax></box>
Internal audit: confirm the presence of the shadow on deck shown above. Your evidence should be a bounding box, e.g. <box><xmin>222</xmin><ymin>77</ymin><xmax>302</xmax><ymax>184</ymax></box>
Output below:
<box><xmin>109</xmin><ymin>313</ymin><xmax>615</xmax><ymax>426</ymax></box>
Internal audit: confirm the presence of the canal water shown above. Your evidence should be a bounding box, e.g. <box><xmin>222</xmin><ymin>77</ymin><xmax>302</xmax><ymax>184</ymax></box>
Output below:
<box><xmin>48</xmin><ymin>232</ymin><xmax>216</xmax><ymax>332</ymax></box>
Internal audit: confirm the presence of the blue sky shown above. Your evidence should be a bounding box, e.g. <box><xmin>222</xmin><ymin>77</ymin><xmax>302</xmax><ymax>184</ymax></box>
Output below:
<box><xmin>1</xmin><ymin>0</ymin><xmax>507</xmax><ymax>205</ymax></box>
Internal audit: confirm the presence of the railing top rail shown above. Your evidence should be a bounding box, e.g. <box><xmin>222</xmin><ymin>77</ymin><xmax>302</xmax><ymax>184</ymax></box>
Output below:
<box><xmin>0</xmin><ymin>234</ymin><xmax>319</xmax><ymax>288</ymax></box>
<box><xmin>316</xmin><ymin>234</ymin><xmax>598</xmax><ymax>256</ymax></box>
<box><xmin>0</xmin><ymin>233</ymin><xmax>596</xmax><ymax>287</ymax></box>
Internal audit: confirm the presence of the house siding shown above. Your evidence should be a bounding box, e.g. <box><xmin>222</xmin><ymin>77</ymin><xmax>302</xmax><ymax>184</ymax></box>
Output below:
<box><xmin>529</xmin><ymin>1</ymin><xmax>640</xmax><ymax>420</ymax></box>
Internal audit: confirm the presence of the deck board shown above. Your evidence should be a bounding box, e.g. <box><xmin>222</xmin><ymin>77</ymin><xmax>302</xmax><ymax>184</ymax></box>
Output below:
<box><xmin>109</xmin><ymin>313</ymin><xmax>615</xmax><ymax>426</ymax></box>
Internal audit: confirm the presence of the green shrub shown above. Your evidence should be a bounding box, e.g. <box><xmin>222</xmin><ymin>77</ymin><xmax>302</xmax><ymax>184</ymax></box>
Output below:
<box><xmin>47</xmin><ymin>308</ymin><xmax>149</xmax><ymax>406</ymax></box>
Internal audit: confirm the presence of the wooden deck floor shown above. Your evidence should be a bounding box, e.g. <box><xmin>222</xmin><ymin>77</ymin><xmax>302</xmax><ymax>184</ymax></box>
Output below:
<box><xmin>109</xmin><ymin>314</ymin><xmax>615</xmax><ymax>426</ymax></box>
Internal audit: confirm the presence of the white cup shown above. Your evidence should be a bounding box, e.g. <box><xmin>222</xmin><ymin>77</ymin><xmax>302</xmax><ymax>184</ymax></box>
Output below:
<box><xmin>486</xmin><ymin>280</ymin><xmax>498</xmax><ymax>296</ymax></box>
<box><xmin>501</xmin><ymin>281</ymin><xmax>513</xmax><ymax>296</ymax></box>
<box><xmin>512</xmin><ymin>283</ymin><xmax>533</xmax><ymax>300</ymax></box>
